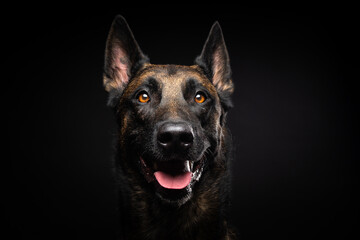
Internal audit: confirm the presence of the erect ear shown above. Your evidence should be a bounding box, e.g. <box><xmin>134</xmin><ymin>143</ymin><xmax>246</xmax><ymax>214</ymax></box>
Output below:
<box><xmin>195</xmin><ymin>22</ymin><xmax>234</xmax><ymax>110</ymax></box>
<box><xmin>103</xmin><ymin>15</ymin><xmax>149</xmax><ymax>104</ymax></box>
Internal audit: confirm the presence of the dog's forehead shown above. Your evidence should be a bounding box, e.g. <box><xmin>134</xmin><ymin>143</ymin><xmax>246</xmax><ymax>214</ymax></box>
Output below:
<box><xmin>130</xmin><ymin>64</ymin><xmax>216</xmax><ymax>94</ymax></box>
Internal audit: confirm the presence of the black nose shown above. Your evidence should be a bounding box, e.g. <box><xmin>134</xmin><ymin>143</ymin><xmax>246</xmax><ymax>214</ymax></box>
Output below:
<box><xmin>157</xmin><ymin>122</ymin><xmax>194</xmax><ymax>152</ymax></box>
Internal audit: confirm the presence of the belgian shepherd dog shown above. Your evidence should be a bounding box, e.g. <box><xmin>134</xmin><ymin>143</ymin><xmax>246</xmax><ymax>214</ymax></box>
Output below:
<box><xmin>103</xmin><ymin>15</ymin><xmax>235</xmax><ymax>240</ymax></box>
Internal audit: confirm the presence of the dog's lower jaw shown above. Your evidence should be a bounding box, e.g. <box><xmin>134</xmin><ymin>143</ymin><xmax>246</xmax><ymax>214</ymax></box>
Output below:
<box><xmin>155</xmin><ymin>190</ymin><xmax>193</xmax><ymax>207</ymax></box>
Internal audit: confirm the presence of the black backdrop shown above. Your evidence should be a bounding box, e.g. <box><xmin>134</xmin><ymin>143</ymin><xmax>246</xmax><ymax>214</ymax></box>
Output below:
<box><xmin>9</xmin><ymin>5</ymin><xmax>358</xmax><ymax>240</ymax></box>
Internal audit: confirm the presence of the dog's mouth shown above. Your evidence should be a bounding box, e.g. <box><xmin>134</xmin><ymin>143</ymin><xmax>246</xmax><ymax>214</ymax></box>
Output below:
<box><xmin>139</xmin><ymin>156</ymin><xmax>204</xmax><ymax>192</ymax></box>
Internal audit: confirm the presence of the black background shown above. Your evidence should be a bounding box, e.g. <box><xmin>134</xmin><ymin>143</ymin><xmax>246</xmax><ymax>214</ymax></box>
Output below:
<box><xmin>9</xmin><ymin>5</ymin><xmax>358</xmax><ymax>240</ymax></box>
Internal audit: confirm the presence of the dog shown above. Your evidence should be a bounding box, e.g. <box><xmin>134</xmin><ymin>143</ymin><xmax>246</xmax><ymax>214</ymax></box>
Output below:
<box><xmin>103</xmin><ymin>15</ymin><xmax>235</xmax><ymax>240</ymax></box>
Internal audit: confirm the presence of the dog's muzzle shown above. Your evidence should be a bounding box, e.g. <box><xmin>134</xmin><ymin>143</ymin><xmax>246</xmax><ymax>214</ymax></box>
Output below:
<box><xmin>139</xmin><ymin>121</ymin><xmax>206</xmax><ymax>204</ymax></box>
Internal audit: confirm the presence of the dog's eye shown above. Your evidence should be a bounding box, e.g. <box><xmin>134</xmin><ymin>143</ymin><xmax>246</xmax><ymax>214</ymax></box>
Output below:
<box><xmin>137</xmin><ymin>91</ymin><xmax>150</xmax><ymax>103</ymax></box>
<box><xmin>194</xmin><ymin>92</ymin><xmax>206</xmax><ymax>104</ymax></box>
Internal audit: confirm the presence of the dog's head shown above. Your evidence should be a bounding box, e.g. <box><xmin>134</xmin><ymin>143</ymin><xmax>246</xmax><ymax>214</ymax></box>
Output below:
<box><xmin>103</xmin><ymin>15</ymin><xmax>233</xmax><ymax>206</ymax></box>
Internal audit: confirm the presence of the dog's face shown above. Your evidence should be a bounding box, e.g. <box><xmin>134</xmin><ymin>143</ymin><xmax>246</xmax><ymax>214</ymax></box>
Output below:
<box><xmin>103</xmin><ymin>16</ymin><xmax>233</xmax><ymax>205</ymax></box>
<box><xmin>115</xmin><ymin>64</ymin><xmax>221</xmax><ymax>204</ymax></box>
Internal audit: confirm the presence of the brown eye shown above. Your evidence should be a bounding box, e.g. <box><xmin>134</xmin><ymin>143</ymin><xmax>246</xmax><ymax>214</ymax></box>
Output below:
<box><xmin>138</xmin><ymin>92</ymin><xmax>150</xmax><ymax>103</ymax></box>
<box><xmin>195</xmin><ymin>92</ymin><xmax>206</xmax><ymax>104</ymax></box>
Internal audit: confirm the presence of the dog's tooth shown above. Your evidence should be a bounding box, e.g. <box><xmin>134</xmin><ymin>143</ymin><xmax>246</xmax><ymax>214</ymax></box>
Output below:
<box><xmin>185</xmin><ymin>160</ymin><xmax>191</xmax><ymax>172</ymax></box>
<box><xmin>189</xmin><ymin>161</ymin><xmax>194</xmax><ymax>172</ymax></box>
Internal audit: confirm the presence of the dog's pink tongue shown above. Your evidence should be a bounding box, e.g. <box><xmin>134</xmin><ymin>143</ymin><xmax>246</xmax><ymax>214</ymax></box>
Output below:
<box><xmin>154</xmin><ymin>171</ymin><xmax>192</xmax><ymax>189</ymax></box>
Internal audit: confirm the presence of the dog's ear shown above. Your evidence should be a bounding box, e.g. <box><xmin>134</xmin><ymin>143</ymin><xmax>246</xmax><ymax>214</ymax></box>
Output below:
<box><xmin>103</xmin><ymin>15</ymin><xmax>149</xmax><ymax>105</ymax></box>
<box><xmin>195</xmin><ymin>22</ymin><xmax>233</xmax><ymax>110</ymax></box>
